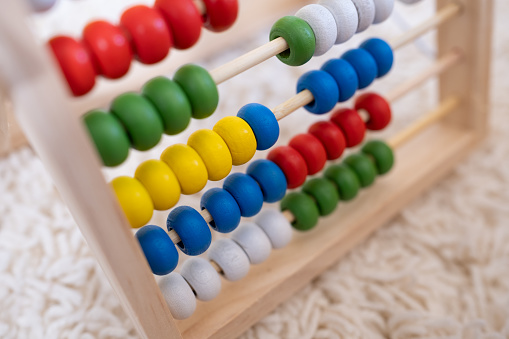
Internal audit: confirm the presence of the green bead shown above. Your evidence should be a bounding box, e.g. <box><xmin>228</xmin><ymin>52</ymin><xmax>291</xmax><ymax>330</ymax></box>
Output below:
<box><xmin>142</xmin><ymin>77</ymin><xmax>192</xmax><ymax>135</ymax></box>
<box><xmin>302</xmin><ymin>178</ymin><xmax>339</xmax><ymax>216</ymax></box>
<box><xmin>83</xmin><ymin>110</ymin><xmax>130</xmax><ymax>167</ymax></box>
<box><xmin>110</xmin><ymin>93</ymin><xmax>164</xmax><ymax>151</ymax></box>
<box><xmin>324</xmin><ymin>164</ymin><xmax>360</xmax><ymax>201</ymax></box>
<box><xmin>280</xmin><ymin>192</ymin><xmax>320</xmax><ymax>231</ymax></box>
<box><xmin>173</xmin><ymin>64</ymin><xmax>219</xmax><ymax>119</ymax></box>
<box><xmin>362</xmin><ymin>140</ymin><xmax>394</xmax><ymax>175</ymax></box>
<box><xmin>270</xmin><ymin>16</ymin><xmax>316</xmax><ymax>66</ymax></box>
<box><xmin>343</xmin><ymin>153</ymin><xmax>377</xmax><ymax>188</ymax></box>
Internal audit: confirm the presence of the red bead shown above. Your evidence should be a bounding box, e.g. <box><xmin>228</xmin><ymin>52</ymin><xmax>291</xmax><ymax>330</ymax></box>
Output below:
<box><xmin>355</xmin><ymin>93</ymin><xmax>392</xmax><ymax>130</ymax></box>
<box><xmin>155</xmin><ymin>0</ymin><xmax>202</xmax><ymax>50</ymax></box>
<box><xmin>289</xmin><ymin>134</ymin><xmax>327</xmax><ymax>175</ymax></box>
<box><xmin>267</xmin><ymin>146</ymin><xmax>308</xmax><ymax>189</ymax></box>
<box><xmin>120</xmin><ymin>6</ymin><xmax>173</xmax><ymax>65</ymax></box>
<box><xmin>48</xmin><ymin>36</ymin><xmax>96</xmax><ymax>97</ymax></box>
<box><xmin>330</xmin><ymin>108</ymin><xmax>366</xmax><ymax>148</ymax></box>
<box><xmin>83</xmin><ymin>21</ymin><xmax>132</xmax><ymax>79</ymax></box>
<box><xmin>308</xmin><ymin>121</ymin><xmax>346</xmax><ymax>160</ymax></box>
<box><xmin>202</xmin><ymin>0</ymin><xmax>239</xmax><ymax>32</ymax></box>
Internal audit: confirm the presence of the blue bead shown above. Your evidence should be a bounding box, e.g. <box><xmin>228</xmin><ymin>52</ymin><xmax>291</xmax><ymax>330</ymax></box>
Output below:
<box><xmin>135</xmin><ymin>225</ymin><xmax>179</xmax><ymax>275</ymax></box>
<box><xmin>341</xmin><ymin>49</ymin><xmax>378</xmax><ymax>89</ymax></box>
<box><xmin>296</xmin><ymin>70</ymin><xmax>339</xmax><ymax>114</ymax></box>
<box><xmin>223</xmin><ymin>173</ymin><xmax>264</xmax><ymax>217</ymax></box>
<box><xmin>237</xmin><ymin>103</ymin><xmax>279</xmax><ymax>151</ymax></box>
<box><xmin>200</xmin><ymin>188</ymin><xmax>241</xmax><ymax>233</ymax></box>
<box><xmin>167</xmin><ymin>206</ymin><xmax>211</xmax><ymax>256</ymax></box>
<box><xmin>360</xmin><ymin>38</ymin><xmax>394</xmax><ymax>78</ymax></box>
<box><xmin>321</xmin><ymin>59</ymin><xmax>359</xmax><ymax>102</ymax></box>
<box><xmin>247</xmin><ymin>160</ymin><xmax>287</xmax><ymax>203</ymax></box>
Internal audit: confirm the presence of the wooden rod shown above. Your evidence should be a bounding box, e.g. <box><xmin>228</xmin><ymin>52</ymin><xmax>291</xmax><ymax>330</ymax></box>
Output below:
<box><xmin>387</xmin><ymin>97</ymin><xmax>459</xmax><ymax>149</ymax></box>
<box><xmin>193</xmin><ymin>0</ymin><xmax>206</xmax><ymax>15</ymax></box>
<box><xmin>385</xmin><ymin>49</ymin><xmax>463</xmax><ymax>102</ymax></box>
<box><xmin>389</xmin><ymin>2</ymin><xmax>462</xmax><ymax>50</ymax></box>
<box><xmin>210</xmin><ymin>37</ymin><xmax>288</xmax><ymax>85</ymax></box>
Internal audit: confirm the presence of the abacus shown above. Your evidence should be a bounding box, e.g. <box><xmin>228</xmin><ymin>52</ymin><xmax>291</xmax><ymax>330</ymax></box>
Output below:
<box><xmin>0</xmin><ymin>0</ymin><xmax>493</xmax><ymax>338</ymax></box>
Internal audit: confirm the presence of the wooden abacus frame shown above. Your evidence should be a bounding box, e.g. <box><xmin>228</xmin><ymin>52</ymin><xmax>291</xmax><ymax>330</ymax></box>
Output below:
<box><xmin>0</xmin><ymin>0</ymin><xmax>493</xmax><ymax>338</ymax></box>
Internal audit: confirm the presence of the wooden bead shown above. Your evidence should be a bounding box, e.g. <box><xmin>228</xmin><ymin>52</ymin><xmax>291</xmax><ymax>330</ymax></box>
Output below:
<box><xmin>254</xmin><ymin>209</ymin><xmax>293</xmax><ymax>249</ymax></box>
<box><xmin>110</xmin><ymin>176</ymin><xmax>153</xmax><ymax>228</ymax></box>
<box><xmin>208</xmin><ymin>239</ymin><xmax>250</xmax><ymax>281</ymax></box>
<box><xmin>188</xmin><ymin>129</ymin><xmax>232</xmax><ymax>181</ymax></box>
<box><xmin>308</xmin><ymin>121</ymin><xmax>346</xmax><ymax>160</ymax></box>
<box><xmin>200</xmin><ymin>188</ymin><xmax>241</xmax><ymax>233</ymax></box>
<box><xmin>142</xmin><ymin>77</ymin><xmax>192</xmax><ymax>135</ymax></box>
<box><xmin>202</xmin><ymin>0</ymin><xmax>239</xmax><ymax>32</ymax></box>
<box><xmin>237</xmin><ymin>103</ymin><xmax>279</xmax><ymax>151</ymax></box>
<box><xmin>372</xmin><ymin>0</ymin><xmax>394</xmax><ymax>24</ymax></box>
<box><xmin>302</xmin><ymin>178</ymin><xmax>339</xmax><ymax>216</ymax></box>
<box><xmin>82</xmin><ymin>21</ymin><xmax>132</xmax><ymax>79</ymax></box>
<box><xmin>231</xmin><ymin>223</ymin><xmax>272</xmax><ymax>265</ymax></box>
<box><xmin>110</xmin><ymin>93</ymin><xmax>164</xmax><ymax>151</ymax></box>
<box><xmin>173</xmin><ymin>64</ymin><xmax>219</xmax><ymax>119</ymax></box>
<box><xmin>280</xmin><ymin>192</ymin><xmax>320</xmax><ymax>231</ymax></box>
<box><xmin>324</xmin><ymin>164</ymin><xmax>360</xmax><ymax>201</ymax></box>
<box><xmin>267</xmin><ymin>146</ymin><xmax>308</xmax><ymax>189</ymax></box>
<box><xmin>120</xmin><ymin>5</ymin><xmax>172</xmax><ymax>64</ymax></box>
<box><xmin>246</xmin><ymin>160</ymin><xmax>287</xmax><ymax>203</ymax></box>
<box><xmin>158</xmin><ymin>273</ymin><xmax>196</xmax><ymax>320</ymax></box>
<box><xmin>160</xmin><ymin>144</ymin><xmax>208</xmax><ymax>195</ymax></box>
<box><xmin>321</xmin><ymin>58</ymin><xmax>359</xmax><ymax>102</ymax></box>
<box><xmin>270</xmin><ymin>16</ymin><xmax>316</xmax><ymax>66</ymax></box>
<box><xmin>289</xmin><ymin>133</ymin><xmax>327</xmax><ymax>175</ymax></box>
<box><xmin>354</xmin><ymin>92</ymin><xmax>392</xmax><ymax>130</ymax></box>
<box><xmin>48</xmin><ymin>36</ymin><xmax>96</xmax><ymax>96</ymax></box>
<box><xmin>344</xmin><ymin>153</ymin><xmax>377</xmax><ymax>188</ymax></box>
<box><xmin>213</xmin><ymin>117</ymin><xmax>257</xmax><ymax>166</ymax></box>
<box><xmin>223</xmin><ymin>173</ymin><xmax>264</xmax><ymax>217</ymax></box>
<box><xmin>83</xmin><ymin>110</ymin><xmax>130</xmax><ymax>167</ymax></box>
<box><xmin>296</xmin><ymin>70</ymin><xmax>339</xmax><ymax>114</ymax></box>
<box><xmin>135</xmin><ymin>160</ymin><xmax>181</xmax><ymax>211</ymax></box>
<box><xmin>330</xmin><ymin>108</ymin><xmax>366</xmax><ymax>147</ymax></box>
<box><xmin>361</xmin><ymin>140</ymin><xmax>394</xmax><ymax>175</ymax></box>
<box><xmin>351</xmin><ymin>0</ymin><xmax>376</xmax><ymax>33</ymax></box>
<box><xmin>155</xmin><ymin>0</ymin><xmax>202</xmax><ymax>49</ymax></box>
<box><xmin>136</xmin><ymin>225</ymin><xmax>178</xmax><ymax>275</ymax></box>
<box><xmin>296</xmin><ymin>4</ymin><xmax>337</xmax><ymax>56</ymax></box>
<box><xmin>360</xmin><ymin>38</ymin><xmax>394</xmax><ymax>78</ymax></box>
<box><xmin>341</xmin><ymin>48</ymin><xmax>378</xmax><ymax>89</ymax></box>
<box><xmin>319</xmin><ymin>0</ymin><xmax>358</xmax><ymax>44</ymax></box>
<box><xmin>167</xmin><ymin>206</ymin><xmax>211</xmax><ymax>256</ymax></box>
<box><xmin>180</xmin><ymin>257</ymin><xmax>221</xmax><ymax>301</ymax></box>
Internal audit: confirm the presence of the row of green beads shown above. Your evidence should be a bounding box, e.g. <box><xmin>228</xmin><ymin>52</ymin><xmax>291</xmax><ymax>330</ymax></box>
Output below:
<box><xmin>280</xmin><ymin>140</ymin><xmax>394</xmax><ymax>231</ymax></box>
<box><xmin>83</xmin><ymin>65</ymin><xmax>219</xmax><ymax>167</ymax></box>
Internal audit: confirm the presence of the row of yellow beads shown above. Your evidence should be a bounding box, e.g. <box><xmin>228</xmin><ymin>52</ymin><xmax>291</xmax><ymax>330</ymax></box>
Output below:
<box><xmin>111</xmin><ymin>117</ymin><xmax>257</xmax><ymax>228</ymax></box>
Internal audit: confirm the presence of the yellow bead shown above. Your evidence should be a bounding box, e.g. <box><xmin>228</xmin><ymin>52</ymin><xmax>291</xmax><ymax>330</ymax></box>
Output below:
<box><xmin>213</xmin><ymin>116</ymin><xmax>257</xmax><ymax>166</ymax></box>
<box><xmin>160</xmin><ymin>144</ymin><xmax>208</xmax><ymax>195</ymax></box>
<box><xmin>188</xmin><ymin>129</ymin><xmax>232</xmax><ymax>181</ymax></box>
<box><xmin>111</xmin><ymin>176</ymin><xmax>153</xmax><ymax>228</ymax></box>
<box><xmin>135</xmin><ymin>160</ymin><xmax>181</xmax><ymax>211</ymax></box>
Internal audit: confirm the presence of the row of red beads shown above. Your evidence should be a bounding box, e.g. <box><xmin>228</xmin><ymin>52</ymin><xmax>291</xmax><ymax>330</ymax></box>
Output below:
<box><xmin>49</xmin><ymin>0</ymin><xmax>238</xmax><ymax>96</ymax></box>
<box><xmin>268</xmin><ymin>93</ymin><xmax>391</xmax><ymax>189</ymax></box>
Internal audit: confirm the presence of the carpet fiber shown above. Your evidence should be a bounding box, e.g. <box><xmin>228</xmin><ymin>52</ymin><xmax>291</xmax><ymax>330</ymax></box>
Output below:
<box><xmin>1</xmin><ymin>1</ymin><xmax>508</xmax><ymax>338</ymax></box>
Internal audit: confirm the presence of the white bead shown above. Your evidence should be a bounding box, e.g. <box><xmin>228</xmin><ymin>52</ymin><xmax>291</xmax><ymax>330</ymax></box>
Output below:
<box><xmin>158</xmin><ymin>273</ymin><xmax>196</xmax><ymax>320</ymax></box>
<box><xmin>319</xmin><ymin>0</ymin><xmax>359</xmax><ymax>44</ymax></box>
<box><xmin>373</xmin><ymin>0</ymin><xmax>394</xmax><ymax>24</ymax></box>
<box><xmin>255</xmin><ymin>209</ymin><xmax>293</xmax><ymax>249</ymax></box>
<box><xmin>208</xmin><ymin>239</ymin><xmax>250</xmax><ymax>281</ymax></box>
<box><xmin>180</xmin><ymin>257</ymin><xmax>221</xmax><ymax>301</ymax></box>
<box><xmin>351</xmin><ymin>0</ymin><xmax>376</xmax><ymax>33</ymax></box>
<box><xmin>296</xmin><ymin>4</ymin><xmax>337</xmax><ymax>56</ymax></box>
<box><xmin>398</xmin><ymin>0</ymin><xmax>423</xmax><ymax>4</ymax></box>
<box><xmin>231</xmin><ymin>223</ymin><xmax>272</xmax><ymax>265</ymax></box>
<box><xmin>29</xmin><ymin>0</ymin><xmax>57</xmax><ymax>12</ymax></box>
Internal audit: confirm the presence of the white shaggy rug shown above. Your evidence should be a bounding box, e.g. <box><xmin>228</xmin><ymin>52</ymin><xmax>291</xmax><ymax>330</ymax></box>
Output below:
<box><xmin>1</xmin><ymin>1</ymin><xmax>509</xmax><ymax>338</ymax></box>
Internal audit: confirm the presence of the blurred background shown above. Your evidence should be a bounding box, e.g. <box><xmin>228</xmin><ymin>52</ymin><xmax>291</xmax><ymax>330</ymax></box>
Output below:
<box><xmin>1</xmin><ymin>0</ymin><xmax>508</xmax><ymax>338</ymax></box>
